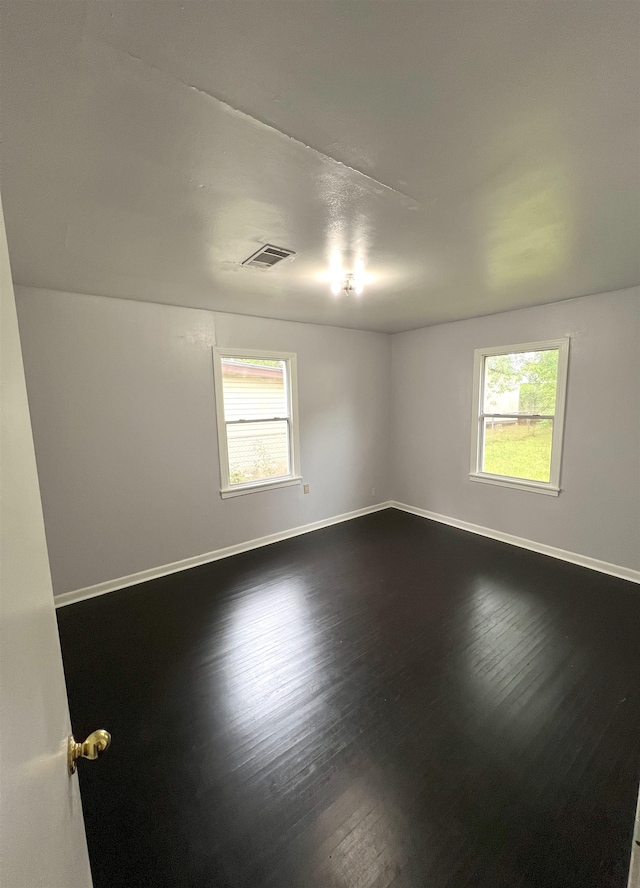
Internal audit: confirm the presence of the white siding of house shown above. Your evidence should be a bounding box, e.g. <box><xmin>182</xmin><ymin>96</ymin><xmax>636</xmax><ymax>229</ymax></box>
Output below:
<box><xmin>221</xmin><ymin>362</ymin><xmax>291</xmax><ymax>482</ymax></box>
<box><xmin>221</xmin><ymin>363</ymin><xmax>287</xmax><ymax>421</ymax></box>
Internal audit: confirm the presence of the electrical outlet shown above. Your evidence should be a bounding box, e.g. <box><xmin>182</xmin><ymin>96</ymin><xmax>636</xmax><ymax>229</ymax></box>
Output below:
<box><xmin>303</xmin><ymin>484</ymin><xmax>310</xmax><ymax>494</ymax></box>
<box><xmin>371</xmin><ymin>487</ymin><xmax>376</xmax><ymax>497</ymax></box>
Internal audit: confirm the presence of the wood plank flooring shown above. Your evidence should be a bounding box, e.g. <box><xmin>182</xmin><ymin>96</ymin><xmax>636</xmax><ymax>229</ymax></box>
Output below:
<box><xmin>56</xmin><ymin>509</ymin><xmax>640</xmax><ymax>888</ymax></box>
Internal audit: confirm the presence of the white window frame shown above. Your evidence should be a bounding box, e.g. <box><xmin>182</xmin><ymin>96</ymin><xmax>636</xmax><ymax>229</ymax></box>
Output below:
<box><xmin>469</xmin><ymin>338</ymin><xmax>570</xmax><ymax>496</ymax></box>
<box><xmin>213</xmin><ymin>347</ymin><xmax>302</xmax><ymax>499</ymax></box>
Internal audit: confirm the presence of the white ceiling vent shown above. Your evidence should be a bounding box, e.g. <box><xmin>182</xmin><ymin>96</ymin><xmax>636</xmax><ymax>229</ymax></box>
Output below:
<box><xmin>242</xmin><ymin>244</ymin><xmax>295</xmax><ymax>269</ymax></box>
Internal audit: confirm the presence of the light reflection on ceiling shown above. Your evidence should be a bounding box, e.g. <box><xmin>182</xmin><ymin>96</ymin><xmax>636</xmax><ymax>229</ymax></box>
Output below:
<box><xmin>0</xmin><ymin>2</ymin><xmax>637</xmax><ymax>331</ymax></box>
<box><xmin>486</xmin><ymin>166</ymin><xmax>570</xmax><ymax>290</ymax></box>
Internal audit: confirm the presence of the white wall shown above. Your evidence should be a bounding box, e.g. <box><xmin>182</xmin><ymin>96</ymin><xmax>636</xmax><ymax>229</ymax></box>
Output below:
<box><xmin>15</xmin><ymin>284</ymin><xmax>640</xmax><ymax>596</ymax></box>
<box><xmin>16</xmin><ymin>287</ymin><xmax>391</xmax><ymax>596</ymax></box>
<box><xmin>391</xmin><ymin>287</ymin><xmax>640</xmax><ymax>572</ymax></box>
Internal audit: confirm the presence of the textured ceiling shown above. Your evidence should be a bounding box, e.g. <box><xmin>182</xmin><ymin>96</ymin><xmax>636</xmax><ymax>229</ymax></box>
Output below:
<box><xmin>1</xmin><ymin>1</ymin><xmax>638</xmax><ymax>332</ymax></box>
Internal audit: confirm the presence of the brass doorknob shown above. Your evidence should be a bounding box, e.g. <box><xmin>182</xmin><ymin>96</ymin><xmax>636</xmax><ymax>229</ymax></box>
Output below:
<box><xmin>67</xmin><ymin>729</ymin><xmax>111</xmax><ymax>775</ymax></box>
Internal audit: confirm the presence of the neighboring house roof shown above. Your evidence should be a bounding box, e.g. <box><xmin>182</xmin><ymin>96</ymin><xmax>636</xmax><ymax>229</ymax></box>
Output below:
<box><xmin>221</xmin><ymin>360</ymin><xmax>283</xmax><ymax>379</ymax></box>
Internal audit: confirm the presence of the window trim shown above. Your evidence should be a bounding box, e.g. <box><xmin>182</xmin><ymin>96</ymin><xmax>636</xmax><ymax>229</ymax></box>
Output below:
<box><xmin>469</xmin><ymin>338</ymin><xmax>570</xmax><ymax>495</ymax></box>
<box><xmin>212</xmin><ymin>347</ymin><xmax>302</xmax><ymax>498</ymax></box>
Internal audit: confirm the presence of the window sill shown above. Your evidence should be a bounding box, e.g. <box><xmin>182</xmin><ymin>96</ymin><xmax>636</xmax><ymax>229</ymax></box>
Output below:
<box><xmin>220</xmin><ymin>476</ymin><xmax>302</xmax><ymax>499</ymax></box>
<box><xmin>468</xmin><ymin>473</ymin><xmax>560</xmax><ymax>496</ymax></box>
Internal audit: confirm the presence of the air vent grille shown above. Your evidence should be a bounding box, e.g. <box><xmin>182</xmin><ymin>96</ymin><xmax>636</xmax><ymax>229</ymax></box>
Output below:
<box><xmin>242</xmin><ymin>244</ymin><xmax>295</xmax><ymax>269</ymax></box>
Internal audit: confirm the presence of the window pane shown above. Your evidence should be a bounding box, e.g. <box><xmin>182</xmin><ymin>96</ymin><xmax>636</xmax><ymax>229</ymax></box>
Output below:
<box><xmin>227</xmin><ymin>420</ymin><xmax>290</xmax><ymax>485</ymax></box>
<box><xmin>482</xmin><ymin>417</ymin><xmax>553</xmax><ymax>482</ymax></box>
<box><xmin>222</xmin><ymin>358</ymin><xmax>288</xmax><ymax>421</ymax></box>
<box><xmin>484</xmin><ymin>349</ymin><xmax>559</xmax><ymax>415</ymax></box>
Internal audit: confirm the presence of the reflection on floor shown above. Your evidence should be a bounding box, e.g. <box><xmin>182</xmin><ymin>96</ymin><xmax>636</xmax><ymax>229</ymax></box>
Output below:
<box><xmin>57</xmin><ymin>509</ymin><xmax>640</xmax><ymax>888</ymax></box>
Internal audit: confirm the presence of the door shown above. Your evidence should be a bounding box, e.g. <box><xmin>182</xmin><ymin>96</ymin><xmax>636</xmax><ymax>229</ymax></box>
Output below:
<box><xmin>629</xmin><ymin>796</ymin><xmax>640</xmax><ymax>888</ymax></box>
<box><xmin>0</xmin><ymin>194</ymin><xmax>93</xmax><ymax>888</ymax></box>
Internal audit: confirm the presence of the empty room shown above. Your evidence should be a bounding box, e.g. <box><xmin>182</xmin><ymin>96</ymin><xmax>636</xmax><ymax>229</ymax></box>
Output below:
<box><xmin>2</xmin><ymin>2</ymin><xmax>640</xmax><ymax>887</ymax></box>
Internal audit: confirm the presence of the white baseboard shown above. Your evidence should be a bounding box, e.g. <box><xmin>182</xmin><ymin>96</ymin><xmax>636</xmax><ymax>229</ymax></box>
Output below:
<box><xmin>390</xmin><ymin>501</ymin><xmax>640</xmax><ymax>585</ymax></box>
<box><xmin>54</xmin><ymin>502</ymin><xmax>393</xmax><ymax>608</ymax></box>
<box><xmin>55</xmin><ymin>498</ymin><xmax>639</xmax><ymax>608</ymax></box>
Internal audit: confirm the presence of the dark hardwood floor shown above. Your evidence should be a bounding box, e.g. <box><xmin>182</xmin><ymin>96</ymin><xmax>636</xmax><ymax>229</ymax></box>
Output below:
<box><xmin>57</xmin><ymin>509</ymin><xmax>640</xmax><ymax>888</ymax></box>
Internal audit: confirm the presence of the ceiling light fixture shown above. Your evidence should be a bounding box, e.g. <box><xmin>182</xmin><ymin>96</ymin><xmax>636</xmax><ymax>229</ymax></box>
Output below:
<box><xmin>331</xmin><ymin>272</ymin><xmax>364</xmax><ymax>297</ymax></box>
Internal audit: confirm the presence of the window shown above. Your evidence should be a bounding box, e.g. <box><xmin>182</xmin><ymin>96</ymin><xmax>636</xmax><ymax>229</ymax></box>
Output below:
<box><xmin>213</xmin><ymin>348</ymin><xmax>301</xmax><ymax>498</ymax></box>
<box><xmin>469</xmin><ymin>339</ymin><xmax>569</xmax><ymax>495</ymax></box>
